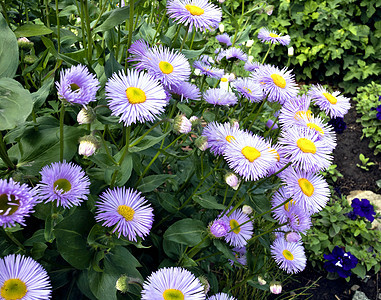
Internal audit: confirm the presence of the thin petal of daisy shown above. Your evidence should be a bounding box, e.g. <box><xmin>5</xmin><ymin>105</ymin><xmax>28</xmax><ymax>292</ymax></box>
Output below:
<box><xmin>203</xmin><ymin>88</ymin><xmax>238</xmax><ymax>106</ymax></box>
<box><xmin>193</xmin><ymin>60</ymin><xmax>225</xmax><ymax>79</ymax></box>
<box><xmin>271</xmin><ymin>239</ymin><xmax>306</xmax><ymax>273</ymax></box>
<box><xmin>208</xmin><ymin>292</ymin><xmax>237</xmax><ymax>300</ymax></box>
<box><xmin>258</xmin><ymin>28</ymin><xmax>291</xmax><ymax>46</ymax></box>
<box><xmin>279</xmin><ymin>95</ymin><xmax>312</xmax><ymax>128</ymax></box>
<box><xmin>233</xmin><ymin>77</ymin><xmax>263</xmax><ymax>103</ymax></box>
<box><xmin>224</xmin><ymin>207</ymin><xmax>253</xmax><ymax>247</ymax></box>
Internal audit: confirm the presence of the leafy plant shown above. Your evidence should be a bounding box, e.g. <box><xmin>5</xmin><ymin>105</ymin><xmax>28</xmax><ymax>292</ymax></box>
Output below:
<box><xmin>356</xmin><ymin>153</ymin><xmax>376</xmax><ymax>171</ymax></box>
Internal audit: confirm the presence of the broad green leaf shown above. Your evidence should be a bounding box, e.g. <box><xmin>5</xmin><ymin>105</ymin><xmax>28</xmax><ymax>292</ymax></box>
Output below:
<box><xmin>129</xmin><ymin>132</ymin><xmax>170</xmax><ymax>153</ymax></box>
<box><xmin>193</xmin><ymin>195</ymin><xmax>225</xmax><ymax>210</ymax></box>
<box><xmin>177</xmin><ymin>102</ymin><xmax>193</xmax><ymax>117</ymax></box>
<box><xmin>0</xmin><ymin>78</ymin><xmax>33</xmax><ymax>130</ymax></box>
<box><xmin>0</xmin><ymin>14</ymin><xmax>18</xmax><ymax>78</ymax></box>
<box><xmin>32</xmin><ymin>76</ymin><xmax>54</xmax><ymax>109</ymax></box>
<box><xmin>182</xmin><ymin>48</ymin><xmax>205</xmax><ymax>59</ymax></box>
<box><xmin>14</xmin><ymin>24</ymin><xmax>53</xmax><ymax>37</ymax></box>
<box><xmin>104</xmin><ymin>52</ymin><xmax>123</xmax><ymax>78</ymax></box>
<box><xmin>164</xmin><ymin>218</ymin><xmax>205</xmax><ymax>246</ymax></box>
<box><xmin>137</xmin><ymin>174</ymin><xmax>176</xmax><ymax>193</ymax></box>
<box><xmin>213</xmin><ymin>240</ymin><xmax>237</xmax><ymax>263</ymax></box>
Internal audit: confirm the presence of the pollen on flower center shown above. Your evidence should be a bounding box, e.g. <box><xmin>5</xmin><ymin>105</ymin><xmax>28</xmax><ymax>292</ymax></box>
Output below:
<box><xmin>221</xmin><ymin>77</ymin><xmax>228</xmax><ymax>82</ymax></box>
<box><xmin>163</xmin><ymin>288</ymin><xmax>184</xmax><ymax>300</ymax></box>
<box><xmin>298</xmin><ymin>178</ymin><xmax>314</xmax><ymax>197</ymax></box>
<box><xmin>269</xmin><ymin>148</ymin><xmax>280</xmax><ymax>161</ymax></box>
<box><xmin>284</xmin><ymin>199</ymin><xmax>295</xmax><ymax>212</ymax></box>
<box><xmin>269</xmin><ymin>33</ymin><xmax>280</xmax><ymax>38</ymax></box>
<box><xmin>322</xmin><ymin>92</ymin><xmax>337</xmax><ymax>104</ymax></box>
<box><xmin>117</xmin><ymin>205</ymin><xmax>135</xmax><ymax>221</ymax></box>
<box><xmin>307</xmin><ymin>123</ymin><xmax>324</xmax><ymax>135</ymax></box>
<box><xmin>0</xmin><ymin>194</ymin><xmax>19</xmax><ymax>216</ymax></box>
<box><xmin>282</xmin><ymin>249</ymin><xmax>294</xmax><ymax>261</ymax></box>
<box><xmin>126</xmin><ymin>87</ymin><xmax>147</xmax><ymax>104</ymax></box>
<box><xmin>270</xmin><ymin>74</ymin><xmax>286</xmax><ymax>88</ymax></box>
<box><xmin>241</xmin><ymin>146</ymin><xmax>261</xmax><ymax>162</ymax></box>
<box><xmin>244</xmin><ymin>87</ymin><xmax>252</xmax><ymax>94</ymax></box>
<box><xmin>225</xmin><ymin>135</ymin><xmax>235</xmax><ymax>143</ymax></box>
<box><xmin>185</xmin><ymin>4</ymin><xmax>205</xmax><ymax>16</ymax></box>
<box><xmin>294</xmin><ymin>110</ymin><xmax>312</xmax><ymax>120</ymax></box>
<box><xmin>53</xmin><ymin>178</ymin><xmax>72</xmax><ymax>193</ymax></box>
<box><xmin>230</xmin><ymin>219</ymin><xmax>241</xmax><ymax>234</ymax></box>
<box><xmin>159</xmin><ymin>61</ymin><xmax>174</xmax><ymax>74</ymax></box>
<box><xmin>297</xmin><ymin>138</ymin><xmax>316</xmax><ymax>154</ymax></box>
<box><xmin>1</xmin><ymin>278</ymin><xmax>28</xmax><ymax>300</ymax></box>
<box><xmin>70</xmin><ymin>83</ymin><xmax>80</xmax><ymax>92</ymax></box>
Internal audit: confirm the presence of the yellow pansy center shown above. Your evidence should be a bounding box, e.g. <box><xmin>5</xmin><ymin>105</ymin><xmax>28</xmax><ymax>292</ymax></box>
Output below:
<box><xmin>297</xmin><ymin>138</ymin><xmax>316</xmax><ymax>154</ymax></box>
<box><xmin>230</xmin><ymin>219</ymin><xmax>241</xmax><ymax>234</ymax></box>
<box><xmin>163</xmin><ymin>289</ymin><xmax>184</xmax><ymax>300</ymax></box>
<box><xmin>269</xmin><ymin>33</ymin><xmax>280</xmax><ymax>38</ymax></box>
<box><xmin>221</xmin><ymin>77</ymin><xmax>228</xmax><ymax>82</ymax></box>
<box><xmin>1</xmin><ymin>278</ymin><xmax>28</xmax><ymax>300</ymax></box>
<box><xmin>117</xmin><ymin>205</ymin><xmax>135</xmax><ymax>221</ymax></box>
<box><xmin>270</xmin><ymin>74</ymin><xmax>286</xmax><ymax>88</ymax></box>
<box><xmin>225</xmin><ymin>135</ymin><xmax>235</xmax><ymax>143</ymax></box>
<box><xmin>0</xmin><ymin>194</ymin><xmax>19</xmax><ymax>216</ymax></box>
<box><xmin>70</xmin><ymin>83</ymin><xmax>80</xmax><ymax>92</ymax></box>
<box><xmin>126</xmin><ymin>87</ymin><xmax>147</xmax><ymax>104</ymax></box>
<box><xmin>284</xmin><ymin>199</ymin><xmax>296</xmax><ymax>212</ymax></box>
<box><xmin>159</xmin><ymin>61</ymin><xmax>174</xmax><ymax>74</ymax></box>
<box><xmin>185</xmin><ymin>4</ymin><xmax>205</xmax><ymax>16</ymax></box>
<box><xmin>241</xmin><ymin>146</ymin><xmax>261</xmax><ymax>162</ymax></box>
<box><xmin>53</xmin><ymin>178</ymin><xmax>72</xmax><ymax>193</ymax></box>
<box><xmin>307</xmin><ymin>123</ymin><xmax>324</xmax><ymax>135</ymax></box>
<box><xmin>322</xmin><ymin>92</ymin><xmax>337</xmax><ymax>104</ymax></box>
<box><xmin>282</xmin><ymin>249</ymin><xmax>294</xmax><ymax>260</ymax></box>
<box><xmin>294</xmin><ymin>110</ymin><xmax>312</xmax><ymax>120</ymax></box>
<box><xmin>298</xmin><ymin>178</ymin><xmax>314</xmax><ymax>197</ymax></box>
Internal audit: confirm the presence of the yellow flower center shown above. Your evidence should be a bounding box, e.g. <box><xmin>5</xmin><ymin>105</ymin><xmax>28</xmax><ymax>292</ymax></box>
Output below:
<box><xmin>307</xmin><ymin>123</ymin><xmax>324</xmax><ymax>135</ymax></box>
<box><xmin>230</xmin><ymin>219</ymin><xmax>241</xmax><ymax>234</ymax></box>
<box><xmin>241</xmin><ymin>146</ymin><xmax>261</xmax><ymax>162</ymax></box>
<box><xmin>322</xmin><ymin>92</ymin><xmax>337</xmax><ymax>104</ymax></box>
<box><xmin>53</xmin><ymin>178</ymin><xmax>72</xmax><ymax>193</ymax></box>
<box><xmin>0</xmin><ymin>194</ymin><xmax>19</xmax><ymax>216</ymax></box>
<box><xmin>282</xmin><ymin>249</ymin><xmax>294</xmax><ymax>260</ymax></box>
<box><xmin>221</xmin><ymin>77</ymin><xmax>228</xmax><ymax>82</ymax></box>
<box><xmin>270</xmin><ymin>74</ymin><xmax>286</xmax><ymax>88</ymax></box>
<box><xmin>159</xmin><ymin>61</ymin><xmax>174</xmax><ymax>74</ymax></box>
<box><xmin>117</xmin><ymin>205</ymin><xmax>135</xmax><ymax>221</ymax></box>
<box><xmin>163</xmin><ymin>289</ymin><xmax>184</xmax><ymax>300</ymax></box>
<box><xmin>126</xmin><ymin>87</ymin><xmax>147</xmax><ymax>104</ymax></box>
<box><xmin>284</xmin><ymin>199</ymin><xmax>296</xmax><ymax>212</ymax></box>
<box><xmin>269</xmin><ymin>33</ymin><xmax>280</xmax><ymax>38</ymax></box>
<box><xmin>1</xmin><ymin>278</ymin><xmax>28</xmax><ymax>300</ymax></box>
<box><xmin>296</xmin><ymin>138</ymin><xmax>316</xmax><ymax>154</ymax></box>
<box><xmin>185</xmin><ymin>4</ymin><xmax>205</xmax><ymax>16</ymax></box>
<box><xmin>225</xmin><ymin>135</ymin><xmax>235</xmax><ymax>143</ymax></box>
<box><xmin>298</xmin><ymin>178</ymin><xmax>314</xmax><ymax>197</ymax></box>
<box><xmin>294</xmin><ymin>110</ymin><xmax>312</xmax><ymax>120</ymax></box>
<box><xmin>244</xmin><ymin>87</ymin><xmax>252</xmax><ymax>94</ymax></box>
<box><xmin>70</xmin><ymin>83</ymin><xmax>80</xmax><ymax>92</ymax></box>
<box><xmin>269</xmin><ymin>148</ymin><xmax>280</xmax><ymax>161</ymax></box>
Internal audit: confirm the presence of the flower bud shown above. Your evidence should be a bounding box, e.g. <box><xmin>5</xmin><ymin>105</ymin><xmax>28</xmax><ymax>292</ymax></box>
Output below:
<box><xmin>198</xmin><ymin>276</ymin><xmax>210</xmax><ymax>294</ymax></box>
<box><xmin>219</xmin><ymin>23</ymin><xmax>225</xmax><ymax>33</ymax></box>
<box><xmin>270</xmin><ymin>281</ymin><xmax>282</xmax><ymax>294</ymax></box>
<box><xmin>189</xmin><ymin>116</ymin><xmax>201</xmax><ymax>128</ymax></box>
<box><xmin>78</xmin><ymin>135</ymin><xmax>100</xmax><ymax>157</ymax></box>
<box><xmin>225</xmin><ymin>173</ymin><xmax>240</xmax><ymax>190</ymax></box>
<box><xmin>115</xmin><ymin>275</ymin><xmax>129</xmax><ymax>294</ymax></box>
<box><xmin>208</xmin><ymin>219</ymin><xmax>229</xmax><ymax>238</ymax></box>
<box><xmin>246</xmin><ymin>40</ymin><xmax>254</xmax><ymax>47</ymax></box>
<box><xmin>258</xmin><ymin>276</ymin><xmax>267</xmax><ymax>286</ymax></box>
<box><xmin>194</xmin><ymin>68</ymin><xmax>201</xmax><ymax>76</ymax></box>
<box><xmin>242</xmin><ymin>205</ymin><xmax>253</xmax><ymax>215</ymax></box>
<box><xmin>265</xmin><ymin>119</ymin><xmax>279</xmax><ymax>130</ymax></box>
<box><xmin>23</xmin><ymin>55</ymin><xmax>37</xmax><ymax>65</ymax></box>
<box><xmin>17</xmin><ymin>37</ymin><xmax>34</xmax><ymax>50</ymax></box>
<box><xmin>195</xmin><ymin>136</ymin><xmax>208</xmax><ymax>151</ymax></box>
<box><xmin>173</xmin><ymin>115</ymin><xmax>192</xmax><ymax>134</ymax></box>
<box><xmin>288</xmin><ymin>46</ymin><xmax>294</xmax><ymax>57</ymax></box>
<box><xmin>77</xmin><ymin>107</ymin><xmax>96</xmax><ymax>124</ymax></box>
<box><xmin>285</xmin><ymin>232</ymin><xmax>301</xmax><ymax>243</ymax></box>
<box><xmin>266</xmin><ymin>5</ymin><xmax>274</xmax><ymax>15</ymax></box>
<box><xmin>218</xmin><ymin>0</ymin><xmax>225</xmax><ymax>3</ymax></box>
<box><xmin>229</xmin><ymin>119</ymin><xmax>240</xmax><ymax>129</ymax></box>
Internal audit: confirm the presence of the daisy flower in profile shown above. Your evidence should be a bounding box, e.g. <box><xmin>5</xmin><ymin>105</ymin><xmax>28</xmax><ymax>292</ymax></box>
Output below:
<box><xmin>279</xmin><ymin>126</ymin><xmax>333</xmax><ymax>172</ymax></box>
<box><xmin>308</xmin><ymin>84</ymin><xmax>351</xmax><ymax>118</ymax></box>
<box><xmin>193</xmin><ymin>60</ymin><xmax>225</xmax><ymax>79</ymax></box>
<box><xmin>283</xmin><ymin>168</ymin><xmax>330</xmax><ymax>214</ymax></box>
<box><xmin>127</xmin><ymin>39</ymin><xmax>151</xmax><ymax>71</ymax></box>
<box><xmin>199</xmin><ymin>54</ymin><xmax>214</xmax><ymax>65</ymax></box>
<box><xmin>271</xmin><ymin>239</ymin><xmax>306</xmax><ymax>273</ymax></box>
<box><xmin>229</xmin><ymin>247</ymin><xmax>247</xmax><ymax>267</ymax></box>
<box><xmin>271</xmin><ymin>186</ymin><xmax>295</xmax><ymax>224</ymax></box>
<box><xmin>0</xmin><ymin>179</ymin><xmax>38</xmax><ymax>228</ymax></box>
<box><xmin>169</xmin><ymin>81</ymin><xmax>201</xmax><ymax>102</ymax></box>
<box><xmin>224</xmin><ymin>132</ymin><xmax>277</xmax><ymax>181</ymax></box>
<box><xmin>202</xmin><ymin>122</ymin><xmax>244</xmax><ymax>155</ymax></box>
<box><xmin>141</xmin><ymin>267</ymin><xmax>205</xmax><ymax>300</ymax></box>
<box><xmin>203</xmin><ymin>88</ymin><xmax>238</xmax><ymax>106</ymax></box>
<box><xmin>251</xmin><ymin>64</ymin><xmax>299</xmax><ymax>104</ymax></box>
<box><xmin>278</xmin><ymin>95</ymin><xmax>312</xmax><ymax>128</ymax></box>
<box><xmin>224</xmin><ymin>47</ymin><xmax>248</xmax><ymax>62</ymax></box>
<box><xmin>244</xmin><ymin>61</ymin><xmax>261</xmax><ymax>72</ymax></box>
<box><xmin>56</xmin><ymin>64</ymin><xmax>100</xmax><ymax>106</ymax></box>
<box><xmin>233</xmin><ymin>77</ymin><xmax>263</xmax><ymax>102</ymax></box>
<box><xmin>285</xmin><ymin>205</ymin><xmax>312</xmax><ymax>233</ymax></box>
<box><xmin>216</xmin><ymin>33</ymin><xmax>232</xmax><ymax>46</ymax></box>
<box><xmin>224</xmin><ymin>207</ymin><xmax>253</xmax><ymax>247</ymax></box>
<box><xmin>0</xmin><ymin>254</ymin><xmax>52</xmax><ymax>300</ymax></box>
<box><xmin>208</xmin><ymin>292</ymin><xmax>237</xmax><ymax>300</ymax></box>
<box><xmin>166</xmin><ymin>0</ymin><xmax>222</xmax><ymax>32</ymax></box>
<box><xmin>95</xmin><ymin>187</ymin><xmax>154</xmax><ymax>241</ymax></box>
<box><xmin>105</xmin><ymin>69</ymin><xmax>167</xmax><ymax>126</ymax></box>
<box><xmin>37</xmin><ymin>161</ymin><xmax>90</xmax><ymax>208</ymax></box>
<box><xmin>258</xmin><ymin>28</ymin><xmax>291</xmax><ymax>46</ymax></box>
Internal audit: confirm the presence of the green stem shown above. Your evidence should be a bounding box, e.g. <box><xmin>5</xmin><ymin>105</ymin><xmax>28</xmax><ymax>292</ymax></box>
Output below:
<box><xmin>77</xmin><ymin>0</ymin><xmax>87</xmax><ymax>52</ymax></box>
<box><xmin>179</xmin><ymin>24</ymin><xmax>190</xmax><ymax>52</ymax></box>
<box><xmin>261</xmin><ymin>43</ymin><xmax>273</xmax><ymax>64</ymax></box>
<box><xmin>59</xmin><ymin>102</ymin><xmax>65</xmax><ymax>162</ymax></box>
<box><xmin>83</xmin><ymin>0</ymin><xmax>92</xmax><ymax>64</ymax></box>
<box><xmin>129</xmin><ymin>119</ymin><xmax>169</xmax><ymax>148</ymax></box>
<box><xmin>0</xmin><ymin>1</ymin><xmax>10</xmax><ymax>26</ymax></box>
<box><xmin>263</xmin><ymin>115</ymin><xmax>279</xmax><ymax>138</ymax></box>
<box><xmin>4</xmin><ymin>230</ymin><xmax>25</xmax><ymax>251</ymax></box>
<box><xmin>172</xmin><ymin>24</ymin><xmax>182</xmax><ymax>46</ymax></box>
<box><xmin>246</xmin><ymin>97</ymin><xmax>267</xmax><ymax>130</ymax></box>
<box><xmin>55</xmin><ymin>0</ymin><xmax>60</xmax><ymax>53</ymax></box>
<box><xmin>186</xmin><ymin>235</ymin><xmax>209</xmax><ymax>259</ymax></box>
<box><xmin>151</xmin><ymin>9</ymin><xmax>166</xmax><ymax>46</ymax></box>
<box><xmin>110</xmin><ymin>126</ymin><xmax>131</xmax><ymax>188</ymax></box>
<box><xmin>189</xmin><ymin>29</ymin><xmax>196</xmax><ymax>50</ymax></box>
<box><xmin>0</xmin><ymin>132</ymin><xmax>15</xmax><ymax>170</ymax></box>
<box><xmin>127</xmin><ymin>0</ymin><xmax>135</xmax><ymax>51</ymax></box>
<box><xmin>45</xmin><ymin>0</ymin><xmax>50</xmax><ymax>28</ymax></box>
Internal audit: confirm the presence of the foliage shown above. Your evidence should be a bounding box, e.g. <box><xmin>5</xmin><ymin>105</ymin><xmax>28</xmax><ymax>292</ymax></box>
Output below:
<box><xmin>356</xmin><ymin>153</ymin><xmax>376</xmax><ymax>171</ymax></box>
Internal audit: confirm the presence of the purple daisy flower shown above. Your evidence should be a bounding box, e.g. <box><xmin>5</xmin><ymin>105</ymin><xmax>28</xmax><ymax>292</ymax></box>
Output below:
<box><xmin>285</xmin><ymin>231</ymin><xmax>302</xmax><ymax>243</ymax></box>
<box><xmin>224</xmin><ymin>132</ymin><xmax>277</xmax><ymax>181</ymax></box>
<box><xmin>258</xmin><ymin>28</ymin><xmax>291</xmax><ymax>46</ymax></box>
<box><xmin>202</xmin><ymin>122</ymin><xmax>244</xmax><ymax>156</ymax></box>
<box><xmin>229</xmin><ymin>247</ymin><xmax>247</xmax><ymax>267</ymax></box>
<box><xmin>271</xmin><ymin>239</ymin><xmax>306</xmax><ymax>274</ymax></box>
<box><xmin>216</xmin><ymin>33</ymin><xmax>232</xmax><ymax>46</ymax></box>
<box><xmin>37</xmin><ymin>161</ymin><xmax>90</xmax><ymax>208</ymax></box>
<box><xmin>224</xmin><ymin>207</ymin><xmax>253</xmax><ymax>247</ymax></box>
<box><xmin>127</xmin><ymin>39</ymin><xmax>151</xmax><ymax>71</ymax></box>
<box><xmin>266</xmin><ymin>144</ymin><xmax>291</xmax><ymax>177</ymax></box>
<box><xmin>233</xmin><ymin>77</ymin><xmax>263</xmax><ymax>102</ymax></box>
<box><xmin>166</xmin><ymin>0</ymin><xmax>222</xmax><ymax>32</ymax></box>
<box><xmin>56</xmin><ymin>64</ymin><xmax>100</xmax><ymax>106</ymax></box>
<box><xmin>208</xmin><ymin>218</ymin><xmax>229</xmax><ymax>238</ymax></box>
<box><xmin>105</xmin><ymin>69</ymin><xmax>168</xmax><ymax>126</ymax></box>
<box><xmin>224</xmin><ymin>47</ymin><xmax>248</xmax><ymax>62</ymax></box>
<box><xmin>244</xmin><ymin>61</ymin><xmax>261</xmax><ymax>72</ymax></box>
<box><xmin>169</xmin><ymin>81</ymin><xmax>201</xmax><ymax>102</ymax></box>
<box><xmin>308</xmin><ymin>84</ymin><xmax>351</xmax><ymax>118</ymax></box>
<box><xmin>251</xmin><ymin>64</ymin><xmax>299</xmax><ymax>104</ymax></box>
<box><xmin>324</xmin><ymin>246</ymin><xmax>358</xmax><ymax>278</ymax></box>
<box><xmin>278</xmin><ymin>126</ymin><xmax>333</xmax><ymax>173</ymax></box>
<box><xmin>141</xmin><ymin>267</ymin><xmax>205</xmax><ymax>300</ymax></box>
<box><xmin>0</xmin><ymin>179</ymin><xmax>38</xmax><ymax>228</ymax></box>
<box><xmin>285</xmin><ymin>205</ymin><xmax>312</xmax><ymax>233</ymax></box>
<box><xmin>271</xmin><ymin>186</ymin><xmax>295</xmax><ymax>224</ymax></box>
<box><xmin>282</xmin><ymin>168</ymin><xmax>330</xmax><ymax>214</ymax></box>
<box><xmin>199</xmin><ymin>54</ymin><xmax>215</xmax><ymax>65</ymax></box>
<box><xmin>193</xmin><ymin>60</ymin><xmax>225</xmax><ymax>79</ymax></box>
<box><xmin>351</xmin><ymin>198</ymin><xmax>376</xmax><ymax>222</ymax></box>
<box><xmin>203</xmin><ymin>88</ymin><xmax>238</xmax><ymax>106</ymax></box>
<box><xmin>208</xmin><ymin>293</ymin><xmax>237</xmax><ymax>300</ymax></box>
<box><xmin>0</xmin><ymin>254</ymin><xmax>52</xmax><ymax>299</ymax></box>
<box><xmin>278</xmin><ymin>95</ymin><xmax>312</xmax><ymax>128</ymax></box>
<box><xmin>95</xmin><ymin>187</ymin><xmax>154</xmax><ymax>241</ymax></box>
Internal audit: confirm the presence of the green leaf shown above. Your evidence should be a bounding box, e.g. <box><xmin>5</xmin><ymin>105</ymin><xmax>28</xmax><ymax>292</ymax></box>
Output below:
<box><xmin>32</xmin><ymin>76</ymin><xmax>54</xmax><ymax>109</ymax></box>
<box><xmin>164</xmin><ymin>219</ymin><xmax>205</xmax><ymax>246</ymax></box>
<box><xmin>182</xmin><ymin>48</ymin><xmax>205</xmax><ymax>59</ymax></box>
<box><xmin>213</xmin><ymin>240</ymin><xmax>237</xmax><ymax>263</ymax></box>
<box><xmin>129</xmin><ymin>132</ymin><xmax>170</xmax><ymax>153</ymax></box>
<box><xmin>0</xmin><ymin>13</ymin><xmax>18</xmax><ymax>78</ymax></box>
<box><xmin>104</xmin><ymin>52</ymin><xmax>123</xmax><ymax>78</ymax></box>
<box><xmin>235</xmin><ymin>25</ymin><xmax>252</xmax><ymax>45</ymax></box>
<box><xmin>193</xmin><ymin>195</ymin><xmax>225</xmax><ymax>210</ymax></box>
<box><xmin>14</xmin><ymin>24</ymin><xmax>53</xmax><ymax>38</ymax></box>
<box><xmin>352</xmin><ymin>264</ymin><xmax>366</xmax><ymax>279</ymax></box>
<box><xmin>94</xmin><ymin>5</ymin><xmax>131</xmax><ymax>33</ymax></box>
<box><xmin>137</xmin><ymin>174</ymin><xmax>176</xmax><ymax>193</ymax></box>
<box><xmin>0</xmin><ymin>78</ymin><xmax>33</xmax><ymax>130</ymax></box>
<box><xmin>177</xmin><ymin>103</ymin><xmax>193</xmax><ymax>117</ymax></box>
